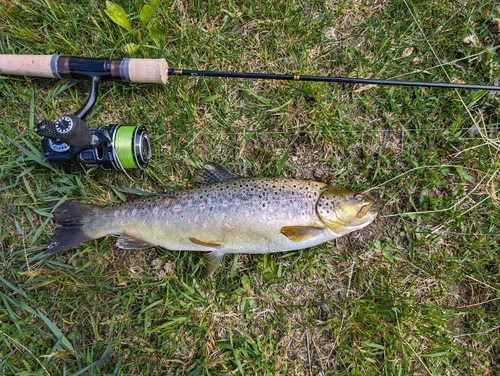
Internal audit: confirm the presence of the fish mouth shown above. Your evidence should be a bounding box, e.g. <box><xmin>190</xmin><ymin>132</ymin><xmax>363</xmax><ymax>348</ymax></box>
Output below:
<box><xmin>357</xmin><ymin>202</ymin><xmax>374</xmax><ymax>218</ymax></box>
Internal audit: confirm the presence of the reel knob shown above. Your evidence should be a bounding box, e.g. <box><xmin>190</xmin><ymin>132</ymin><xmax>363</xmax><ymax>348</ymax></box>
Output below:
<box><xmin>55</xmin><ymin>115</ymin><xmax>92</xmax><ymax>146</ymax></box>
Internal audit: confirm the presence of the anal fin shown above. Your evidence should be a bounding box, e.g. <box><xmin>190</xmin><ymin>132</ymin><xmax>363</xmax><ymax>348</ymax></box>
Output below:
<box><xmin>281</xmin><ymin>226</ymin><xmax>325</xmax><ymax>242</ymax></box>
<box><xmin>203</xmin><ymin>251</ymin><xmax>224</xmax><ymax>278</ymax></box>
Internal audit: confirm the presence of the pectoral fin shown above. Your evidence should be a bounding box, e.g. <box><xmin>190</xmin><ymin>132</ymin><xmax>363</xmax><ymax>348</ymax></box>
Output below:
<box><xmin>116</xmin><ymin>233</ymin><xmax>155</xmax><ymax>249</ymax></box>
<box><xmin>203</xmin><ymin>251</ymin><xmax>225</xmax><ymax>277</ymax></box>
<box><xmin>189</xmin><ymin>237</ymin><xmax>222</xmax><ymax>248</ymax></box>
<box><xmin>281</xmin><ymin>226</ymin><xmax>325</xmax><ymax>242</ymax></box>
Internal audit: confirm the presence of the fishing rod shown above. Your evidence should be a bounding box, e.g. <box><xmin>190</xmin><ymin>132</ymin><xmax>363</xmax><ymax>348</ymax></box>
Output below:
<box><xmin>1</xmin><ymin>54</ymin><xmax>498</xmax><ymax>171</ymax></box>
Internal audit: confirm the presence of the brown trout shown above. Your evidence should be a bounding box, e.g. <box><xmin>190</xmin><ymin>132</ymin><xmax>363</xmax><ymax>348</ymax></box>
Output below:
<box><xmin>47</xmin><ymin>163</ymin><xmax>377</xmax><ymax>276</ymax></box>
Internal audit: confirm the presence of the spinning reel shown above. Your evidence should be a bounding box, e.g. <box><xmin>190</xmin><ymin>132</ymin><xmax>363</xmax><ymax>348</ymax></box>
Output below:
<box><xmin>29</xmin><ymin>56</ymin><xmax>157</xmax><ymax>171</ymax></box>
<box><xmin>35</xmin><ymin>116</ymin><xmax>150</xmax><ymax>171</ymax></box>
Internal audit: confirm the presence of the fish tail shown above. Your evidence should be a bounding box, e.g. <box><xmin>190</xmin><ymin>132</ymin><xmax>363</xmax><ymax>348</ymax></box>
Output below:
<box><xmin>46</xmin><ymin>201</ymin><xmax>96</xmax><ymax>253</ymax></box>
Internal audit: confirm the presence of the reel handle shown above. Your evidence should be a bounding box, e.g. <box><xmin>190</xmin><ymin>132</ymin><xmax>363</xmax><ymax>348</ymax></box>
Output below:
<box><xmin>35</xmin><ymin>115</ymin><xmax>92</xmax><ymax>146</ymax></box>
<box><xmin>54</xmin><ymin>115</ymin><xmax>92</xmax><ymax>146</ymax></box>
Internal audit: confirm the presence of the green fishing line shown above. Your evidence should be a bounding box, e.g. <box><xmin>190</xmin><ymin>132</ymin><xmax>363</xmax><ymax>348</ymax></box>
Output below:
<box><xmin>113</xmin><ymin>126</ymin><xmax>138</xmax><ymax>169</ymax></box>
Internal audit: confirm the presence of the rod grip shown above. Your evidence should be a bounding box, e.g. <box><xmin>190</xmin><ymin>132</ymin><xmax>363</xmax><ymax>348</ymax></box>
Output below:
<box><xmin>121</xmin><ymin>58</ymin><xmax>168</xmax><ymax>84</ymax></box>
<box><xmin>0</xmin><ymin>54</ymin><xmax>59</xmax><ymax>78</ymax></box>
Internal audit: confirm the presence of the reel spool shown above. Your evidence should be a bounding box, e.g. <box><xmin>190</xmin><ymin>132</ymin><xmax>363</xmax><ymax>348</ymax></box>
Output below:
<box><xmin>106</xmin><ymin>124</ymin><xmax>151</xmax><ymax>170</ymax></box>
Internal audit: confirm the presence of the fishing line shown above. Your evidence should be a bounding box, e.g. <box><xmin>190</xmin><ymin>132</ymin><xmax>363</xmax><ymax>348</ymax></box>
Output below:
<box><xmin>112</xmin><ymin>126</ymin><xmax>137</xmax><ymax>169</ymax></box>
<box><xmin>149</xmin><ymin>128</ymin><xmax>498</xmax><ymax>135</ymax></box>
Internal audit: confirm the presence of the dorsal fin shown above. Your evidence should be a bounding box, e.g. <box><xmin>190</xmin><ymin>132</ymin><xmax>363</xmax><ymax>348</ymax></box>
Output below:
<box><xmin>195</xmin><ymin>162</ymin><xmax>241</xmax><ymax>184</ymax></box>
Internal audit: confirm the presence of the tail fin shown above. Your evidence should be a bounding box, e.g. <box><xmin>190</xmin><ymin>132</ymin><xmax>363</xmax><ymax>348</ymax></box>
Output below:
<box><xmin>46</xmin><ymin>202</ymin><xmax>96</xmax><ymax>253</ymax></box>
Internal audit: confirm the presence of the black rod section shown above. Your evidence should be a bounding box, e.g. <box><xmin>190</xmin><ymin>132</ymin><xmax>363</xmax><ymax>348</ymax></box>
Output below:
<box><xmin>168</xmin><ymin>68</ymin><xmax>500</xmax><ymax>91</ymax></box>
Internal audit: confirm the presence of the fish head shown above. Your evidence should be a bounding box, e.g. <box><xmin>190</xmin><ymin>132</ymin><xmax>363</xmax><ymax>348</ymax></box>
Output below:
<box><xmin>316</xmin><ymin>187</ymin><xmax>377</xmax><ymax>234</ymax></box>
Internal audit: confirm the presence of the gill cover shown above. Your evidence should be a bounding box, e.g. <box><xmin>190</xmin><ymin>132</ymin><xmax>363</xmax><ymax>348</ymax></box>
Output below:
<box><xmin>316</xmin><ymin>187</ymin><xmax>377</xmax><ymax>234</ymax></box>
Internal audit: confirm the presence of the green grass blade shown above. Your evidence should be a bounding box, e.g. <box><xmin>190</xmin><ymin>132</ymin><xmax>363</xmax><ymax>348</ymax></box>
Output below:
<box><xmin>36</xmin><ymin>310</ymin><xmax>74</xmax><ymax>351</ymax></box>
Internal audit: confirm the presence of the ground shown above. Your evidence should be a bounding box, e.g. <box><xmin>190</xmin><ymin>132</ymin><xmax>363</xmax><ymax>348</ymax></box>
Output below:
<box><xmin>0</xmin><ymin>0</ymin><xmax>499</xmax><ymax>375</ymax></box>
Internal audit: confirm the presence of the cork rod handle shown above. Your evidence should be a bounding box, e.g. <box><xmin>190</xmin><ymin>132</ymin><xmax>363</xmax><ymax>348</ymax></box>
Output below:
<box><xmin>121</xmin><ymin>58</ymin><xmax>168</xmax><ymax>84</ymax></box>
<box><xmin>0</xmin><ymin>54</ymin><xmax>169</xmax><ymax>84</ymax></box>
<box><xmin>0</xmin><ymin>54</ymin><xmax>58</xmax><ymax>78</ymax></box>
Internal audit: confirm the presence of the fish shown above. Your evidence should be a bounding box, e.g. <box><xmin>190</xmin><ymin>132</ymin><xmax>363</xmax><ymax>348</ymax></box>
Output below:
<box><xmin>46</xmin><ymin>162</ymin><xmax>377</xmax><ymax>276</ymax></box>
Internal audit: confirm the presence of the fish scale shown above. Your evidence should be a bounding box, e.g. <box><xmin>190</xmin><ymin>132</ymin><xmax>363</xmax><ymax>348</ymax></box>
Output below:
<box><xmin>90</xmin><ymin>178</ymin><xmax>326</xmax><ymax>247</ymax></box>
<box><xmin>46</xmin><ymin>163</ymin><xmax>377</xmax><ymax>276</ymax></box>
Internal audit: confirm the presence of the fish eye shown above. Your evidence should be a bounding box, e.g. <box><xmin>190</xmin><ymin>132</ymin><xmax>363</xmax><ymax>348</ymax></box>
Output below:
<box><xmin>354</xmin><ymin>194</ymin><xmax>363</xmax><ymax>203</ymax></box>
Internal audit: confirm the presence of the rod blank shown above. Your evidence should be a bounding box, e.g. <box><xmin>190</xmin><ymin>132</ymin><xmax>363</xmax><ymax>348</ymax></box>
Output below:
<box><xmin>168</xmin><ymin>68</ymin><xmax>500</xmax><ymax>91</ymax></box>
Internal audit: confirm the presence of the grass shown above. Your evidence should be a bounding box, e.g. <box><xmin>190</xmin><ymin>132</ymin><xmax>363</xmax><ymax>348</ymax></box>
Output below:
<box><xmin>1</xmin><ymin>0</ymin><xmax>499</xmax><ymax>374</ymax></box>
